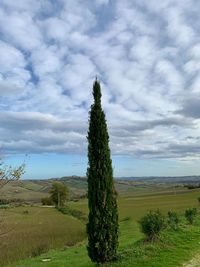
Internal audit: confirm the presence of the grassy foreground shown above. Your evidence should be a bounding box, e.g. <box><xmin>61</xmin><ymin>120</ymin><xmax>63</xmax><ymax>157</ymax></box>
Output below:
<box><xmin>2</xmin><ymin>188</ymin><xmax>200</xmax><ymax>267</ymax></box>
<box><xmin>9</xmin><ymin>214</ymin><xmax>200</xmax><ymax>267</ymax></box>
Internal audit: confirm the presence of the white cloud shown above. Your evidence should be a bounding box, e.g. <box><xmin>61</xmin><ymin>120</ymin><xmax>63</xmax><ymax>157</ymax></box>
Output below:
<box><xmin>0</xmin><ymin>0</ymin><xmax>200</xmax><ymax>163</ymax></box>
<box><xmin>42</xmin><ymin>17</ymin><xmax>70</xmax><ymax>42</ymax></box>
<box><xmin>155</xmin><ymin>59</ymin><xmax>183</xmax><ymax>94</ymax></box>
<box><xmin>0</xmin><ymin>41</ymin><xmax>26</xmax><ymax>70</ymax></box>
<box><xmin>0</xmin><ymin>8</ymin><xmax>42</xmax><ymax>51</ymax></box>
<box><xmin>31</xmin><ymin>45</ymin><xmax>62</xmax><ymax>77</ymax></box>
<box><xmin>95</xmin><ymin>0</ymin><xmax>110</xmax><ymax>6</ymax></box>
<box><xmin>166</xmin><ymin>8</ymin><xmax>195</xmax><ymax>46</ymax></box>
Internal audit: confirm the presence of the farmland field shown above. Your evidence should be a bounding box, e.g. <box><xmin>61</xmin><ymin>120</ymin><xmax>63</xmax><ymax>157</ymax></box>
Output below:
<box><xmin>69</xmin><ymin>188</ymin><xmax>200</xmax><ymax>220</ymax></box>
<box><xmin>1</xmin><ymin>183</ymin><xmax>200</xmax><ymax>267</ymax></box>
<box><xmin>0</xmin><ymin>206</ymin><xmax>86</xmax><ymax>267</ymax></box>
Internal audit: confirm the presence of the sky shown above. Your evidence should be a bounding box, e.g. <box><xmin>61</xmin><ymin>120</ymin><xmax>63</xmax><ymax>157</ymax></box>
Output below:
<box><xmin>1</xmin><ymin>0</ymin><xmax>200</xmax><ymax>179</ymax></box>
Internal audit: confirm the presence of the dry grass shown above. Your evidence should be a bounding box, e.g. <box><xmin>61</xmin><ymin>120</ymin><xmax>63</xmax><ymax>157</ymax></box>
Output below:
<box><xmin>0</xmin><ymin>206</ymin><xmax>86</xmax><ymax>266</ymax></box>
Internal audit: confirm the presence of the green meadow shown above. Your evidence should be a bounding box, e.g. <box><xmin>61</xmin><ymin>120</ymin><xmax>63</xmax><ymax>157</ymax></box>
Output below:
<box><xmin>9</xmin><ymin>217</ymin><xmax>200</xmax><ymax>267</ymax></box>
<box><xmin>69</xmin><ymin>188</ymin><xmax>200</xmax><ymax>220</ymax></box>
<box><xmin>1</xmin><ymin>186</ymin><xmax>200</xmax><ymax>267</ymax></box>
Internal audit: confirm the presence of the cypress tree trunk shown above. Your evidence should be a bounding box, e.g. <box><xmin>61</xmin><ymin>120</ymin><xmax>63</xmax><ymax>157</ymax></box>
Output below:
<box><xmin>87</xmin><ymin>79</ymin><xmax>118</xmax><ymax>264</ymax></box>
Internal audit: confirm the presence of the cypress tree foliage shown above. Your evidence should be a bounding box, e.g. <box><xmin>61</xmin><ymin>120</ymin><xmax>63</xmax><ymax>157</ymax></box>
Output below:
<box><xmin>87</xmin><ymin>79</ymin><xmax>118</xmax><ymax>264</ymax></box>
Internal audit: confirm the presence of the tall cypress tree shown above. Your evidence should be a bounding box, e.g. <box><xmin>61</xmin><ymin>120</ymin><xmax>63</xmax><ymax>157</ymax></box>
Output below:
<box><xmin>87</xmin><ymin>79</ymin><xmax>118</xmax><ymax>264</ymax></box>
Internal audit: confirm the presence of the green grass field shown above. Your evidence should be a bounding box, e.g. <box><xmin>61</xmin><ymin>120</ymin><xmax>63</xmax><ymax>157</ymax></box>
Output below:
<box><xmin>8</xmin><ymin>214</ymin><xmax>200</xmax><ymax>267</ymax></box>
<box><xmin>1</xmin><ymin>187</ymin><xmax>200</xmax><ymax>267</ymax></box>
<box><xmin>69</xmin><ymin>188</ymin><xmax>200</xmax><ymax>220</ymax></box>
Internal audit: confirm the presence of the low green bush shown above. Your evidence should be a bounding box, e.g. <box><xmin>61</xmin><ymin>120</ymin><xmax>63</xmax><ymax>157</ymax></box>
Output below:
<box><xmin>139</xmin><ymin>210</ymin><xmax>165</xmax><ymax>241</ymax></box>
<box><xmin>185</xmin><ymin>208</ymin><xmax>197</xmax><ymax>224</ymax></box>
<box><xmin>0</xmin><ymin>204</ymin><xmax>9</xmax><ymax>209</ymax></box>
<box><xmin>41</xmin><ymin>197</ymin><xmax>54</xmax><ymax>206</ymax></box>
<box><xmin>23</xmin><ymin>210</ymin><xmax>29</xmax><ymax>214</ymax></box>
<box><xmin>167</xmin><ymin>211</ymin><xmax>179</xmax><ymax>230</ymax></box>
<box><xmin>0</xmin><ymin>198</ymin><xmax>23</xmax><ymax>205</ymax></box>
<box><xmin>58</xmin><ymin>206</ymin><xmax>87</xmax><ymax>221</ymax></box>
<box><xmin>0</xmin><ymin>199</ymin><xmax>10</xmax><ymax>205</ymax></box>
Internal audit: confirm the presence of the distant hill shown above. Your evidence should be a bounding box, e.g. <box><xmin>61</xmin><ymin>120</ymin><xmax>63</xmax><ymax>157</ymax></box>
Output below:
<box><xmin>118</xmin><ymin>176</ymin><xmax>200</xmax><ymax>183</ymax></box>
<box><xmin>1</xmin><ymin>175</ymin><xmax>200</xmax><ymax>203</ymax></box>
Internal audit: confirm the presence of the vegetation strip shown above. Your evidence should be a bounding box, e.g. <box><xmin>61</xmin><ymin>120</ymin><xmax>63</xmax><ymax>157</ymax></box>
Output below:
<box><xmin>58</xmin><ymin>205</ymin><xmax>87</xmax><ymax>222</ymax></box>
<box><xmin>8</xmin><ymin>213</ymin><xmax>200</xmax><ymax>267</ymax></box>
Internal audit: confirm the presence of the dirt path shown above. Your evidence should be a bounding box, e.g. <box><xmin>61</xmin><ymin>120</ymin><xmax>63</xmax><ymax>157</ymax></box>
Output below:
<box><xmin>183</xmin><ymin>253</ymin><xmax>200</xmax><ymax>267</ymax></box>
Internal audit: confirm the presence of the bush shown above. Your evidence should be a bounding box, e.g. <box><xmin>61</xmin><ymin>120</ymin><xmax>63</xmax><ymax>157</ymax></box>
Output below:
<box><xmin>139</xmin><ymin>210</ymin><xmax>165</xmax><ymax>240</ymax></box>
<box><xmin>185</xmin><ymin>208</ymin><xmax>197</xmax><ymax>224</ymax></box>
<box><xmin>167</xmin><ymin>211</ymin><xmax>179</xmax><ymax>230</ymax></box>
<box><xmin>198</xmin><ymin>197</ymin><xmax>200</xmax><ymax>204</ymax></box>
<box><xmin>184</xmin><ymin>184</ymin><xmax>200</xmax><ymax>190</ymax></box>
<box><xmin>58</xmin><ymin>206</ymin><xmax>87</xmax><ymax>221</ymax></box>
<box><xmin>0</xmin><ymin>199</ymin><xmax>10</xmax><ymax>205</ymax></box>
<box><xmin>0</xmin><ymin>205</ymin><xmax>9</xmax><ymax>209</ymax></box>
<box><xmin>41</xmin><ymin>197</ymin><xmax>53</xmax><ymax>206</ymax></box>
<box><xmin>23</xmin><ymin>210</ymin><xmax>29</xmax><ymax>214</ymax></box>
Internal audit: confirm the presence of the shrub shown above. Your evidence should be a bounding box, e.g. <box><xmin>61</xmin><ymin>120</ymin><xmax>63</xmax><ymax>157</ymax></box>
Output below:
<box><xmin>0</xmin><ymin>198</ymin><xmax>23</xmax><ymax>205</ymax></box>
<box><xmin>185</xmin><ymin>208</ymin><xmax>197</xmax><ymax>224</ymax></box>
<box><xmin>0</xmin><ymin>205</ymin><xmax>9</xmax><ymax>209</ymax></box>
<box><xmin>23</xmin><ymin>210</ymin><xmax>29</xmax><ymax>214</ymax></box>
<box><xmin>58</xmin><ymin>206</ymin><xmax>87</xmax><ymax>221</ymax></box>
<box><xmin>167</xmin><ymin>211</ymin><xmax>179</xmax><ymax>230</ymax></box>
<box><xmin>139</xmin><ymin>210</ymin><xmax>165</xmax><ymax>240</ymax></box>
<box><xmin>0</xmin><ymin>199</ymin><xmax>10</xmax><ymax>205</ymax></box>
<box><xmin>41</xmin><ymin>197</ymin><xmax>53</xmax><ymax>206</ymax></box>
<box><xmin>198</xmin><ymin>197</ymin><xmax>200</xmax><ymax>204</ymax></box>
<box><xmin>185</xmin><ymin>184</ymin><xmax>200</xmax><ymax>190</ymax></box>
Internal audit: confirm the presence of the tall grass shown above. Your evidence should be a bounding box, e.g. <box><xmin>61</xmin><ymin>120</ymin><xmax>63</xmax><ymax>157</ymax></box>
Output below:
<box><xmin>8</xmin><ymin>213</ymin><xmax>200</xmax><ymax>267</ymax></box>
<box><xmin>0</xmin><ymin>206</ymin><xmax>86</xmax><ymax>266</ymax></box>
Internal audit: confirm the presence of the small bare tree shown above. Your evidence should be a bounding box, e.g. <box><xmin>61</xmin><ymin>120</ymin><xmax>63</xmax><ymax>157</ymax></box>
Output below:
<box><xmin>0</xmin><ymin>160</ymin><xmax>25</xmax><ymax>189</ymax></box>
<box><xmin>0</xmin><ymin>159</ymin><xmax>25</xmax><ymax>238</ymax></box>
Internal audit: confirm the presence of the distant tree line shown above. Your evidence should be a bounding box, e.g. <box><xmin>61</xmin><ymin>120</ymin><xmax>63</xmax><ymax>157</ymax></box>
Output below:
<box><xmin>184</xmin><ymin>183</ymin><xmax>200</xmax><ymax>190</ymax></box>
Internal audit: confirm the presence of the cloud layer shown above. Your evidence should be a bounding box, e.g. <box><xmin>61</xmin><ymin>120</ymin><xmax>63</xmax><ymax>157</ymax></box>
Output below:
<box><xmin>1</xmin><ymin>0</ymin><xmax>200</xmax><ymax>162</ymax></box>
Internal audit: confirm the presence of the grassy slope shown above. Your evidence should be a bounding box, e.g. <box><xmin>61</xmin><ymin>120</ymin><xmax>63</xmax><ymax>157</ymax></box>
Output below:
<box><xmin>1</xmin><ymin>181</ymin><xmax>49</xmax><ymax>202</ymax></box>
<box><xmin>68</xmin><ymin>189</ymin><xmax>200</xmax><ymax>220</ymax></box>
<box><xmin>10</xmin><ymin>215</ymin><xmax>200</xmax><ymax>267</ymax></box>
<box><xmin>1</xmin><ymin>177</ymin><xmax>193</xmax><ymax>202</ymax></box>
<box><xmin>0</xmin><ymin>207</ymin><xmax>86</xmax><ymax>267</ymax></box>
<box><xmin>2</xmin><ymin>187</ymin><xmax>200</xmax><ymax>267</ymax></box>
